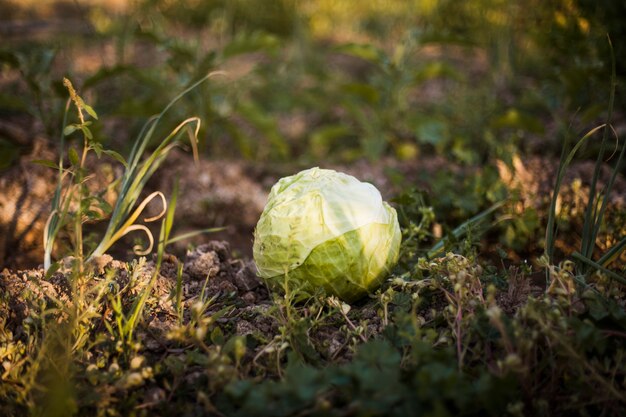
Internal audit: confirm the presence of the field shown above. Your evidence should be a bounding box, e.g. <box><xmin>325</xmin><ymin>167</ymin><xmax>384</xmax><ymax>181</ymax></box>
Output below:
<box><xmin>1</xmin><ymin>1</ymin><xmax>625</xmax><ymax>416</ymax></box>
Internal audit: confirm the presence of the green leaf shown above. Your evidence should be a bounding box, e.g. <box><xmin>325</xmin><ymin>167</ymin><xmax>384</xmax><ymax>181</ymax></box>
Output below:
<box><xmin>81</xmin><ymin>126</ymin><xmax>93</xmax><ymax>140</ymax></box>
<box><xmin>223</xmin><ymin>32</ymin><xmax>281</xmax><ymax>58</ymax></box>
<box><xmin>335</xmin><ymin>43</ymin><xmax>386</xmax><ymax>66</ymax></box>
<box><xmin>63</xmin><ymin>124</ymin><xmax>78</xmax><ymax>136</ymax></box>
<box><xmin>164</xmin><ymin>355</ymin><xmax>185</xmax><ymax>376</ymax></box>
<box><xmin>68</xmin><ymin>147</ymin><xmax>79</xmax><ymax>166</ymax></box>
<box><xmin>83</xmin><ymin>103</ymin><xmax>98</xmax><ymax>120</ymax></box>
<box><xmin>290</xmin><ymin>320</ymin><xmax>321</xmax><ymax>365</ymax></box>
<box><xmin>91</xmin><ymin>141</ymin><xmax>103</xmax><ymax>158</ymax></box>
<box><xmin>223</xmin><ymin>335</ymin><xmax>247</xmax><ymax>364</ymax></box>
<box><xmin>84</xmin><ymin>210</ymin><xmax>103</xmax><ymax>220</ymax></box>
<box><xmin>32</xmin><ymin>159</ymin><xmax>60</xmax><ymax>169</ymax></box>
<box><xmin>417</xmin><ymin>120</ymin><xmax>447</xmax><ymax>145</ymax></box>
<box><xmin>80</xmin><ymin>197</ymin><xmax>94</xmax><ymax>211</ymax></box>
<box><xmin>572</xmin><ymin>252</ymin><xmax>626</xmax><ymax>286</ymax></box>
<box><xmin>165</xmin><ymin>227</ymin><xmax>225</xmax><ymax>246</ymax></box>
<box><xmin>211</xmin><ymin>326</ymin><xmax>225</xmax><ymax>345</ymax></box>
<box><xmin>102</xmin><ymin>149</ymin><xmax>128</xmax><ymax>168</ymax></box>
<box><xmin>187</xmin><ymin>350</ymin><xmax>210</xmax><ymax>366</ymax></box>
<box><xmin>96</xmin><ymin>197</ymin><xmax>113</xmax><ymax>215</ymax></box>
<box><xmin>44</xmin><ymin>261</ymin><xmax>61</xmax><ymax>279</ymax></box>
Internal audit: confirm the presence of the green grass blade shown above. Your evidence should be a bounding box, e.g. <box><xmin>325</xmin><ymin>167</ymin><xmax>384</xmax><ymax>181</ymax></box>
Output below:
<box><xmin>544</xmin><ymin>124</ymin><xmax>606</xmax><ymax>265</ymax></box>
<box><xmin>88</xmin><ymin>72</ymin><xmax>225</xmax><ymax>260</ymax></box>
<box><xmin>597</xmin><ymin>236</ymin><xmax>626</xmax><ymax>268</ymax></box>
<box><xmin>175</xmin><ymin>262</ymin><xmax>184</xmax><ymax>324</ymax></box>
<box><xmin>161</xmin><ymin>178</ymin><xmax>179</xmax><ymax>250</ymax></box>
<box><xmin>165</xmin><ymin>227</ymin><xmax>226</xmax><ymax>246</ymax></box>
<box><xmin>572</xmin><ymin>252</ymin><xmax>626</xmax><ymax>286</ymax></box>
<box><xmin>123</xmin><ymin>72</ymin><xmax>223</xmax><ymax>178</ymax></box>
<box><xmin>581</xmin><ymin>36</ymin><xmax>616</xmax><ymax>262</ymax></box>
<box><xmin>588</xmin><ymin>128</ymin><xmax>624</xmax><ymax>267</ymax></box>
<box><xmin>44</xmin><ymin>99</ymin><xmax>71</xmax><ymax>271</ymax></box>
<box><xmin>545</xmin><ymin>126</ymin><xmax>571</xmax><ymax>271</ymax></box>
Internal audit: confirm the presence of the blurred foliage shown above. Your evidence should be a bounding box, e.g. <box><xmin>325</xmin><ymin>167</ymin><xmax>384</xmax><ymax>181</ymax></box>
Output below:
<box><xmin>0</xmin><ymin>0</ymin><xmax>621</xmax><ymax>164</ymax></box>
<box><xmin>146</xmin><ymin>0</ymin><xmax>300</xmax><ymax>37</ymax></box>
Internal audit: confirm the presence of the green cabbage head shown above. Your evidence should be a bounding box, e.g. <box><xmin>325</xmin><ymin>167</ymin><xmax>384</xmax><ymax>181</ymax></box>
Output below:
<box><xmin>253</xmin><ymin>167</ymin><xmax>401</xmax><ymax>302</ymax></box>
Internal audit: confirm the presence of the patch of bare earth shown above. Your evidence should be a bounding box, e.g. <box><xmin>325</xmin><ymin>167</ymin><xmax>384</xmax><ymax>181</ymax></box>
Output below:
<box><xmin>0</xmin><ymin>241</ymin><xmax>273</xmax><ymax>350</ymax></box>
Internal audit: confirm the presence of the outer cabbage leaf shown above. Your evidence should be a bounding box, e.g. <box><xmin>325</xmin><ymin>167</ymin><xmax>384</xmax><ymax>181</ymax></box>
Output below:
<box><xmin>253</xmin><ymin>167</ymin><xmax>401</xmax><ymax>302</ymax></box>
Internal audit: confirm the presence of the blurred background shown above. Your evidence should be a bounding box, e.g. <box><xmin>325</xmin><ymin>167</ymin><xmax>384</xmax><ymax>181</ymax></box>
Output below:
<box><xmin>1</xmin><ymin>0</ymin><xmax>623</xmax><ymax>162</ymax></box>
<box><xmin>0</xmin><ymin>0</ymin><xmax>624</xmax><ymax>266</ymax></box>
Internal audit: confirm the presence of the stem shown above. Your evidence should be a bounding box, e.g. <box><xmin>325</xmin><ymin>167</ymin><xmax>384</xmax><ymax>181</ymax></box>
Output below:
<box><xmin>572</xmin><ymin>252</ymin><xmax>626</xmax><ymax>285</ymax></box>
<box><xmin>74</xmin><ymin>136</ymin><xmax>90</xmax><ymax>274</ymax></box>
<box><xmin>340</xmin><ymin>309</ymin><xmax>367</xmax><ymax>343</ymax></box>
<box><xmin>456</xmin><ymin>304</ymin><xmax>464</xmax><ymax>370</ymax></box>
<box><xmin>74</xmin><ymin>186</ymin><xmax>83</xmax><ymax>273</ymax></box>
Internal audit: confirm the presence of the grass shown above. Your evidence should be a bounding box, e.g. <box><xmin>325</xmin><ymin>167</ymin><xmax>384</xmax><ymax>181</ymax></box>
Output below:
<box><xmin>41</xmin><ymin>72</ymin><xmax>227</xmax><ymax>273</ymax></box>
<box><xmin>544</xmin><ymin>37</ymin><xmax>626</xmax><ymax>286</ymax></box>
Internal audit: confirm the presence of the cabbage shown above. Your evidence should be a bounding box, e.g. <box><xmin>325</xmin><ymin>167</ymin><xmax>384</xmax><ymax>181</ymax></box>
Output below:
<box><xmin>253</xmin><ymin>167</ymin><xmax>401</xmax><ymax>302</ymax></box>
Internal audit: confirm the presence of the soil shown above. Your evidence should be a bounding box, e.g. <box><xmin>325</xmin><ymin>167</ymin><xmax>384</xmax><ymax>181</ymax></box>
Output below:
<box><xmin>0</xmin><ymin>239</ymin><xmax>382</xmax><ymax>365</ymax></box>
<box><xmin>0</xmin><ymin>241</ymin><xmax>263</xmax><ymax>345</ymax></box>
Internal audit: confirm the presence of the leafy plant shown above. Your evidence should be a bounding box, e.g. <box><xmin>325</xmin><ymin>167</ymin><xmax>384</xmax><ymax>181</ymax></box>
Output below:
<box><xmin>544</xmin><ymin>38</ymin><xmax>626</xmax><ymax>286</ymax></box>
<box><xmin>42</xmin><ymin>73</ymin><xmax>226</xmax><ymax>272</ymax></box>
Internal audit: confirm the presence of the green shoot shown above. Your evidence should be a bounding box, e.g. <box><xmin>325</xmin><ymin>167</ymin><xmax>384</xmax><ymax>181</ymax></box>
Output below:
<box><xmin>106</xmin><ymin>179</ymin><xmax>179</xmax><ymax>351</ymax></box>
<box><xmin>580</xmin><ymin>37</ymin><xmax>618</xmax><ymax>264</ymax></box>
<box><xmin>88</xmin><ymin>71</ymin><xmax>225</xmax><ymax>261</ymax></box>
<box><xmin>544</xmin><ymin>124</ymin><xmax>606</xmax><ymax>268</ymax></box>
<box><xmin>545</xmin><ymin>37</ymin><xmax>625</xmax><ymax>285</ymax></box>
<box><xmin>42</xmin><ymin>72</ymin><xmax>225</xmax><ymax>271</ymax></box>
<box><xmin>42</xmin><ymin>78</ymin><xmax>101</xmax><ymax>272</ymax></box>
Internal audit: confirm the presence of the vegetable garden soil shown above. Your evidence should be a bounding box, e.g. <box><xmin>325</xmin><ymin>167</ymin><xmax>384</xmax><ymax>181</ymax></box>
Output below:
<box><xmin>0</xmin><ymin>239</ymin><xmax>398</xmax><ymax>415</ymax></box>
<box><xmin>1</xmin><ymin>241</ymin><xmax>276</xmax><ymax>357</ymax></box>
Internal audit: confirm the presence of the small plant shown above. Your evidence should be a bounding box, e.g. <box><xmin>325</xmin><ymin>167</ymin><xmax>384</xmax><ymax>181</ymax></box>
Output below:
<box><xmin>544</xmin><ymin>38</ymin><xmax>626</xmax><ymax>287</ymax></box>
<box><xmin>8</xmin><ymin>73</ymin><xmax>224</xmax><ymax>411</ymax></box>
<box><xmin>424</xmin><ymin>253</ymin><xmax>491</xmax><ymax>369</ymax></box>
<box><xmin>42</xmin><ymin>73</ymin><xmax>224</xmax><ymax>273</ymax></box>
